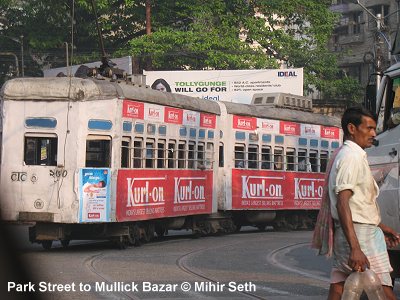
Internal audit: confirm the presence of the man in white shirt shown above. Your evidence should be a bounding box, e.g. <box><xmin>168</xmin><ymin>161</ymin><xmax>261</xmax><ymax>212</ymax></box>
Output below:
<box><xmin>327</xmin><ymin>107</ymin><xmax>400</xmax><ymax>300</ymax></box>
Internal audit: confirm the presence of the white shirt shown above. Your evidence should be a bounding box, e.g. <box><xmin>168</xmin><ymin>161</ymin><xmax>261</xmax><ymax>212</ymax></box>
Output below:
<box><xmin>329</xmin><ymin>140</ymin><xmax>381</xmax><ymax>225</ymax></box>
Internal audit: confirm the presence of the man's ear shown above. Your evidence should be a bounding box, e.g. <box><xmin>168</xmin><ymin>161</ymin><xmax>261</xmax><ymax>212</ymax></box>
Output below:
<box><xmin>347</xmin><ymin>123</ymin><xmax>356</xmax><ymax>135</ymax></box>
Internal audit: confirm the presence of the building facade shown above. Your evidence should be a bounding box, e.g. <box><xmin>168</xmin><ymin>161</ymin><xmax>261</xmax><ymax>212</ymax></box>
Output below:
<box><xmin>329</xmin><ymin>0</ymin><xmax>399</xmax><ymax>88</ymax></box>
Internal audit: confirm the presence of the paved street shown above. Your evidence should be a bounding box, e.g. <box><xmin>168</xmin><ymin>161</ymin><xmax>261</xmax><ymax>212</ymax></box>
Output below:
<box><xmin>2</xmin><ymin>225</ymin><xmax>399</xmax><ymax>300</ymax></box>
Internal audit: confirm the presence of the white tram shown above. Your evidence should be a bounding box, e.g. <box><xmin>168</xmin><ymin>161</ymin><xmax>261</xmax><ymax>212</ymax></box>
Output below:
<box><xmin>0</xmin><ymin>77</ymin><xmax>341</xmax><ymax>248</ymax></box>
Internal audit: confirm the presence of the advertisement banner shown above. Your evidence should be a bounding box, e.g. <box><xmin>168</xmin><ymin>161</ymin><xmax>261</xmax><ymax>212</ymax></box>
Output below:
<box><xmin>300</xmin><ymin>124</ymin><xmax>321</xmax><ymax>138</ymax></box>
<box><xmin>116</xmin><ymin>169</ymin><xmax>213</xmax><ymax>221</ymax></box>
<box><xmin>123</xmin><ymin>100</ymin><xmax>144</xmax><ymax>119</ymax></box>
<box><xmin>144</xmin><ymin>69</ymin><xmax>303</xmax><ymax>104</ymax></box>
<box><xmin>257</xmin><ymin>119</ymin><xmax>280</xmax><ymax>134</ymax></box>
<box><xmin>279</xmin><ymin>121</ymin><xmax>300</xmax><ymax>136</ymax></box>
<box><xmin>231</xmin><ymin>169</ymin><xmax>324</xmax><ymax>210</ymax></box>
<box><xmin>79</xmin><ymin>168</ymin><xmax>111</xmax><ymax>222</ymax></box>
<box><xmin>164</xmin><ymin>107</ymin><xmax>183</xmax><ymax>124</ymax></box>
<box><xmin>233</xmin><ymin>115</ymin><xmax>257</xmax><ymax>130</ymax></box>
<box><xmin>144</xmin><ymin>103</ymin><xmax>164</xmax><ymax>122</ymax></box>
<box><xmin>321</xmin><ymin>126</ymin><xmax>340</xmax><ymax>139</ymax></box>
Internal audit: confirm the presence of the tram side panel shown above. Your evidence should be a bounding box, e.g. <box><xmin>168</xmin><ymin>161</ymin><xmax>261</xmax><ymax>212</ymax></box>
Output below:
<box><xmin>220</xmin><ymin>111</ymin><xmax>342</xmax><ymax>227</ymax></box>
<box><xmin>0</xmin><ymin>99</ymin><xmax>80</xmax><ymax>223</ymax></box>
<box><xmin>74</xmin><ymin>98</ymin><xmax>121</xmax><ymax>224</ymax></box>
<box><xmin>115</xmin><ymin>99</ymin><xmax>219</xmax><ymax>223</ymax></box>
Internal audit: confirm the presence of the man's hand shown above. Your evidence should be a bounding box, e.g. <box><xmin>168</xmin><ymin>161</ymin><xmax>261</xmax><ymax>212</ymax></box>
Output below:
<box><xmin>349</xmin><ymin>248</ymin><xmax>370</xmax><ymax>272</ymax></box>
<box><xmin>379</xmin><ymin>223</ymin><xmax>400</xmax><ymax>248</ymax></box>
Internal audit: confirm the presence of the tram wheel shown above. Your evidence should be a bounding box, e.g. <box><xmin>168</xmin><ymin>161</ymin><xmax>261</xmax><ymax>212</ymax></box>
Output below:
<box><xmin>115</xmin><ymin>237</ymin><xmax>128</xmax><ymax>250</ymax></box>
<box><xmin>256</xmin><ymin>224</ymin><xmax>267</xmax><ymax>231</ymax></box>
<box><xmin>60</xmin><ymin>239</ymin><xmax>70</xmax><ymax>248</ymax></box>
<box><xmin>234</xmin><ymin>224</ymin><xmax>242</xmax><ymax>233</ymax></box>
<box><xmin>155</xmin><ymin>225</ymin><xmax>166</xmax><ymax>238</ymax></box>
<box><xmin>42</xmin><ymin>240</ymin><xmax>53</xmax><ymax>250</ymax></box>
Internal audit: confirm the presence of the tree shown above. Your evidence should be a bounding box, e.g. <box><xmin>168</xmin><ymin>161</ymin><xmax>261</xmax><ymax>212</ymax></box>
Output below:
<box><xmin>127</xmin><ymin>0</ymin><xmax>362</xmax><ymax>104</ymax></box>
<box><xmin>0</xmin><ymin>0</ymin><xmax>363</xmax><ymax>105</ymax></box>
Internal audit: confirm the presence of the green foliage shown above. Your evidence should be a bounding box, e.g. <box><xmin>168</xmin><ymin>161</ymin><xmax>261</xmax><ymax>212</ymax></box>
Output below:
<box><xmin>0</xmin><ymin>0</ymin><xmax>364</xmax><ymax>104</ymax></box>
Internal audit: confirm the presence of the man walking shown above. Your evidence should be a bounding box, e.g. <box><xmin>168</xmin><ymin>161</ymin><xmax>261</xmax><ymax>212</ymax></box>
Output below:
<box><xmin>313</xmin><ymin>107</ymin><xmax>400</xmax><ymax>300</ymax></box>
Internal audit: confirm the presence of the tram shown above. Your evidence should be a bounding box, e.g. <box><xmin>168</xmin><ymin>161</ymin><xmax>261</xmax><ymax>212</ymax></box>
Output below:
<box><xmin>0</xmin><ymin>76</ymin><xmax>341</xmax><ymax>249</ymax></box>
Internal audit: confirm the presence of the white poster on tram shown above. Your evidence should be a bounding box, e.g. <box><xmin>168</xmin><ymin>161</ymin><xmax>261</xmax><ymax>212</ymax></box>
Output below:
<box><xmin>257</xmin><ymin>118</ymin><xmax>280</xmax><ymax>134</ymax></box>
<box><xmin>79</xmin><ymin>168</ymin><xmax>111</xmax><ymax>223</ymax></box>
<box><xmin>144</xmin><ymin>68</ymin><xmax>303</xmax><ymax>104</ymax></box>
<box><xmin>300</xmin><ymin>124</ymin><xmax>321</xmax><ymax>138</ymax></box>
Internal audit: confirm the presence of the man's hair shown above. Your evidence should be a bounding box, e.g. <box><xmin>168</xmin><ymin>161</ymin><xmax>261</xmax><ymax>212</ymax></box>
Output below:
<box><xmin>341</xmin><ymin>106</ymin><xmax>376</xmax><ymax>137</ymax></box>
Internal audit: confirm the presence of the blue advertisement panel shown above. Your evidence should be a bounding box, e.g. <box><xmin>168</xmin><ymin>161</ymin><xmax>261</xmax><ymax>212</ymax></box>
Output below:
<box><xmin>79</xmin><ymin>168</ymin><xmax>111</xmax><ymax>223</ymax></box>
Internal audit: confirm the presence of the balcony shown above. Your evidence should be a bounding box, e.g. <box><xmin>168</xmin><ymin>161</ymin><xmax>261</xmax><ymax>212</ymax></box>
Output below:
<box><xmin>338</xmin><ymin>32</ymin><xmax>365</xmax><ymax>45</ymax></box>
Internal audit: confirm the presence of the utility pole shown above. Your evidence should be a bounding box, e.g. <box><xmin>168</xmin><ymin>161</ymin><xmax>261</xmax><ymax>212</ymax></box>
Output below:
<box><xmin>355</xmin><ymin>0</ymin><xmax>387</xmax><ymax>97</ymax></box>
<box><xmin>20</xmin><ymin>35</ymin><xmax>24</xmax><ymax>77</ymax></box>
<box><xmin>145</xmin><ymin>0</ymin><xmax>152</xmax><ymax>71</ymax></box>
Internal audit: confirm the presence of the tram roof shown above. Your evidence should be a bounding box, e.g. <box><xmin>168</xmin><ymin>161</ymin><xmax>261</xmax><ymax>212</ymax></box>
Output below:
<box><xmin>1</xmin><ymin>77</ymin><xmax>221</xmax><ymax>115</ymax></box>
<box><xmin>2</xmin><ymin>77</ymin><xmax>340</xmax><ymax>127</ymax></box>
<box><xmin>223</xmin><ymin>101</ymin><xmax>341</xmax><ymax>127</ymax></box>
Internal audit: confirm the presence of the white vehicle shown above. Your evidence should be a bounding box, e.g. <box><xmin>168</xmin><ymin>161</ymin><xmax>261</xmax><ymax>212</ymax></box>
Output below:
<box><xmin>0</xmin><ymin>77</ymin><xmax>341</xmax><ymax>249</ymax></box>
<box><xmin>366</xmin><ymin>61</ymin><xmax>400</xmax><ymax>278</ymax></box>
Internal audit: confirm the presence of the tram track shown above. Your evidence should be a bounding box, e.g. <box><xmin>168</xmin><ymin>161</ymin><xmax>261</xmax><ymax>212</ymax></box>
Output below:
<box><xmin>266</xmin><ymin>242</ymin><xmax>330</xmax><ymax>283</ymax></box>
<box><xmin>83</xmin><ymin>252</ymin><xmax>141</xmax><ymax>300</ymax></box>
<box><xmin>175</xmin><ymin>237</ymin><xmax>311</xmax><ymax>299</ymax></box>
<box><xmin>80</xmin><ymin>231</ymin><xmax>322</xmax><ymax>299</ymax></box>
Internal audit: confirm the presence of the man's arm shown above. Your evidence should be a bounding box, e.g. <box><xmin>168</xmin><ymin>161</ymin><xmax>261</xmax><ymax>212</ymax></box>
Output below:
<box><xmin>337</xmin><ymin>189</ymin><xmax>370</xmax><ymax>272</ymax></box>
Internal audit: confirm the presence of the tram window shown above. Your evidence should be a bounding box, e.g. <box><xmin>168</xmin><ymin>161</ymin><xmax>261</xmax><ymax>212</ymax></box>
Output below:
<box><xmin>261</xmin><ymin>147</ymin><xmax>271</xmax><ymax>169</ymax></box>
<box><xmin>309</xmin><ymin>150</ymin><xmax>318</xmax><ymax>172</ymax></box>
<box><xmin>235</xmin><ymin>131</ymin><xmax>246</xmax><ymax>140</ymax></box>
<box><xmin>286</xmin><ymin>148</ymin><xmax>295</xmax><ymax>171</ymax></box>
<box><xmin>178</xmin><ymin>142</ymin><xmax>186</xmax><ymax>168</ymax></box>
<box><xmin>88</xmin><ymin>119</ymin><xmax>112</xmax><ymax>131</ymax></box>
<box><xmin>274</xmin><ymin>148</ymin><xmax>283</xmax><ymax>170</ymax></box>
<box><xmin>248</xmin><ymin>145</ymin><xmax>258</xmax><ymax>169</ymax></box>
<box><xmin>167</xmin><ymin>141</ymin><xmax>176</xmax><ymax>168</ymax></box>
<box><xmin>121</xmin><ymin>138</ymin><xmax>131</xmax><ymax>168</ymax></box>
<box><xmin>298</xmin><ymin>138</ymin><xmax>307</xmax><ymax>146</ymax></box>
<box><xmin>199</xmin><ymin>129</ymin><xmax>206</xmax><ymax>139</ymax></box>
<box><xmin>134</xmin><ymin>122</ymin><xmax>144</xmax><ymax>133</ymax></box>
<box><xmin>189</xmin><ymin>128</ymin><xmax>197</xmax><ymax>138</ymax></box>
<box><xmin>321</xmin><ymin>140</ymin><xmax>329</xmax><ymax>148</ymax></box>
<box><xmin>208</xmin><ymin>130</ymin><xmax>215</xmax><ymax>139</ymax></box>
<box><xmin>219</xmin><ymin>143</ymin><xmax>224</xmax><ymax>167</ymax></box>
<box><xmin>235</xmin><ymin>145</ymin><xmax>245</xmax><ymax>168</ymax></box>
<box><xmin>249</xmin><ymin>133</ymin><xmax>258</xmax><ymax>142</ymax></box>
<box><xmin>206</xmin><ymin>142</ymin><xmax>214</xmax><ymax>169</ymax></box>
<box><xmin>219</xmin><ymin>130</ymin><xmax>223</xmax><ymax>138</ymax></box>
<box><xmin>310</xmin><ymin>139</ymin><xmax>318</xmax><ymax>147</ymax></box>
<box><xmin>275</xmin><ymin>136</ymin><xmax>284</xmax><ymax>144</ymax></box>
<box><xmin>320</xmin><ymin>151</ymin><xmax>329</xmax><ymax>173</ymax></box>
<box><xmin>24</xmin><ymin>136</ymin><xmax>58</xmax><ymax>166</ymax></box>
<box><xmin>262</xmin><ymin>134</ymin><xmax>271</xmax><ymax>143</ymax></box>
<box><xmin>147</xmin><ymin>124</ymin><xmax>156</xmax><ymax>135</ymax></box>
<box><xmin>159</xmin><ymin>125</ymin><xmax>167</xmax><ymax>136</ymax></box>
<box><xmin>298</xmin><ymin>149</ymin><xmax>308</xmax><ymax>172</ymax></box>
<box><xmin>179</xmin><ymin>127</ymin><xmax>187</xmax><ymax>137</ymax></box>
<box><xmin>332</xmin><ymin>141</ymin><xmax>340</xmax><ymax>149</ymax></box>
<box><xmin>188</xmin><ymin>142</ymin><xmax>195</xmax><ymax>169</ymax></box>
<box><xmin>133</xmin><ymin>139</ymin><xmax>143</xmax><ymax>168</ymax></box>
<box><xmin>157</xmin><ymin>140</ymin><xmax>166</xmax><ymax>168</ymax></box>
<box><xmin>145</xmin><ymin>140</ymin><xmax>155</xmax><ymax>168</ymax></box>
<box><xmin>123</xmin><ymin>121</ymin><xmax>132</xmax><ymax>132</ymax></box>
<box><xmin>85</xmin><ymin>138</ymin><xmax>110</xmax><ymax>168</ymax></box>
<box><xmin>197</xmin><ymin>142</ymin><xmax>205</xmax><ymax>169</ymax></box>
